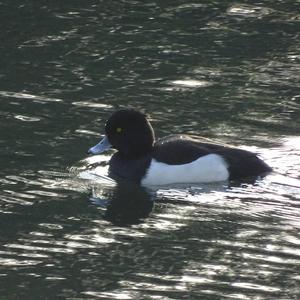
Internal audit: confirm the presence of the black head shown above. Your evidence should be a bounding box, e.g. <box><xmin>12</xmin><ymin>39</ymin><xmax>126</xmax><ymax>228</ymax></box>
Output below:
<box><xmin>105</xmin><ymin>109</ymin><xmax>155</xmax><ymax>158</ymax></box>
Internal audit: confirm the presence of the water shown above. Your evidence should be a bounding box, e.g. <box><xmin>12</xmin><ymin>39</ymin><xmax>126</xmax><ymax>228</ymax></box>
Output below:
<box><xmin>1</xmin><ymin>1</ymin><xmax>300</xmax><ymax>299</ymax></box>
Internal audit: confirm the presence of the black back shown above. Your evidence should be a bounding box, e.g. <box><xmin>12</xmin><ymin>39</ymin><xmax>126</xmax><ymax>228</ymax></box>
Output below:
<box><xmin>152</xmin><ymin>135</ymin><xmax>272</xmax><ymax>180</ymax></box>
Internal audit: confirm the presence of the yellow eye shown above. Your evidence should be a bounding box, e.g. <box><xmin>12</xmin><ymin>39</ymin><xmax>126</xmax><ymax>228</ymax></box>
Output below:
<box><xmin>116</xmin><ymin>127</ymin><xmax>122</xmax><ymax>133</ymax></box>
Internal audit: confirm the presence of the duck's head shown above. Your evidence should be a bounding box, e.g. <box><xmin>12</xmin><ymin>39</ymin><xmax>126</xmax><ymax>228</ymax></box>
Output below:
<box><xmin>88</xmin><ymin>109</ymin><xmax>155</xmax><ymax>158</ymax></box>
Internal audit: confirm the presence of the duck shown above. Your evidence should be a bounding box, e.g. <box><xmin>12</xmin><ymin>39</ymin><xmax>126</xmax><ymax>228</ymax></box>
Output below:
<box><xmin>88</xmin><ymin>109</ymin><xmax>272</xmax><ymax>186</ymax></box>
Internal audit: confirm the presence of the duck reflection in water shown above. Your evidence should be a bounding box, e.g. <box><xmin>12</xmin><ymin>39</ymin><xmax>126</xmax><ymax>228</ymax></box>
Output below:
<box><xmin>87</xmin><ymin>109</ymin><xmax>272</xmax><ymax>224</ymax></box>
<box><xmin>90</xmin><ymin>180</ymin><xmax>154</xmax><ymax>226</ymax></box>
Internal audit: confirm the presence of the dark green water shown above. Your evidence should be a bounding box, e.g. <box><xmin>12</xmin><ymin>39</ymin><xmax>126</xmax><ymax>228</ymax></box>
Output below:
<box><xmin>1</xmin><ymin>1</ymin><xmax>300</xmax><ymax>299</ymax></box>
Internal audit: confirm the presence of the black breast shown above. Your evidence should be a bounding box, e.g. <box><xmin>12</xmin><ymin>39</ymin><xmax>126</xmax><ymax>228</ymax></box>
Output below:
<box><xmin>109</xmin><ymin>153</ymin><xmax>152</xmax><ymax>183</ymax></box>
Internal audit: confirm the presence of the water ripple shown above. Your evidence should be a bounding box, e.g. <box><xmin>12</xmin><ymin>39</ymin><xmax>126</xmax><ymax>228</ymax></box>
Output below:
<box><xmin>0</xmin><ymin>91</ymin><xmax>62</xmax><ymax>103</ymax></box>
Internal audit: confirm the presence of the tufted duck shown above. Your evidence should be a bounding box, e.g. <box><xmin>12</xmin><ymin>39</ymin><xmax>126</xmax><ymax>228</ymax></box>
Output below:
<box><xmin>88</xmin><ymin>109</ymin><xmax>272</xmax><ymax>185</ymax></box>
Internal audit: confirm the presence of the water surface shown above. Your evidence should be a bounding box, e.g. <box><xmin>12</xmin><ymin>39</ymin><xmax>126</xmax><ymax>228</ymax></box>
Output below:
<box><xmin>0</xmin><ymin>1</ymin><xmax>300</xmax><ymax>299</ymax></box>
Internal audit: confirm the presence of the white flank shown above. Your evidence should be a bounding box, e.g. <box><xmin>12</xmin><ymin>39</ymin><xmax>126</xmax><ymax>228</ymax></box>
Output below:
<box><xmin>141</xmin><ymin>154</ymin><xmax>229</xmax><ymax>186</ymax></box>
